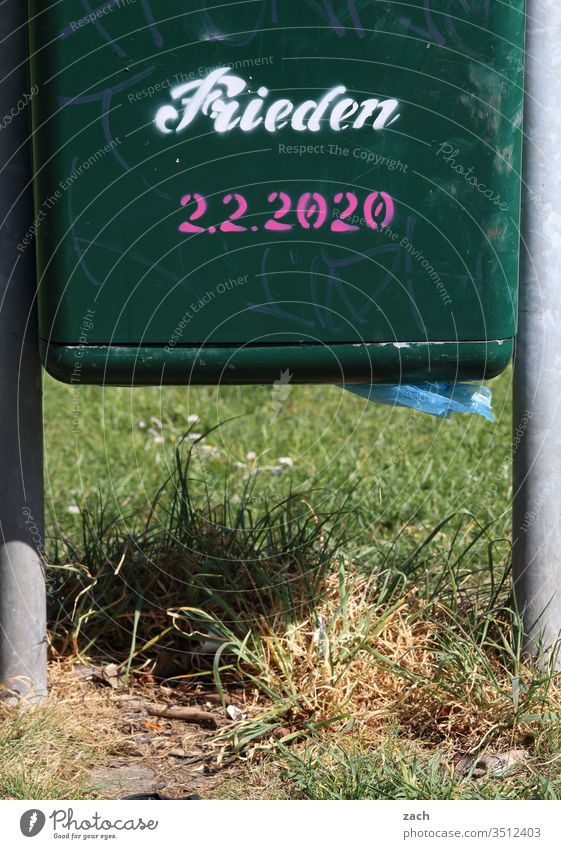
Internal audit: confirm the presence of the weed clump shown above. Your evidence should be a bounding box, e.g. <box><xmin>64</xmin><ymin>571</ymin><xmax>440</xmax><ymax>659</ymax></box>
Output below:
<box><xmin>46</xmin><ymin>442</ymin><xmax>561</xmax><ymax>757</ymax></box>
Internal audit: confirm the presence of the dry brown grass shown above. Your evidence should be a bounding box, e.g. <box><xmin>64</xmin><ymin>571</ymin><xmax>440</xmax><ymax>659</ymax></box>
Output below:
<box><xmin>0</xmin><ymin>663</ymin><xmax>128</xmax><ymax>799</ymax></box>
<box><xmin>197</xmin><ymin>564</ymin><xmax>561</xmax><ymax>755</ymax></box>
<box><xmin>5</xmin><ymin>557</ymin><xmax>561</xmax><ymax>801</ymax></box>
<box><xmin>48</xmin><ymin>661</ymin><xmax>137</xmax><ymax>749</ymax></box>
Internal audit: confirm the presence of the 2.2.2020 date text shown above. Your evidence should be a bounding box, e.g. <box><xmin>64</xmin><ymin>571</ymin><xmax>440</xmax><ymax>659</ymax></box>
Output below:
<box><xmin>178</xmin><ymin>189</ymin><xmax>395</xmax><ymax>235</ymax></box>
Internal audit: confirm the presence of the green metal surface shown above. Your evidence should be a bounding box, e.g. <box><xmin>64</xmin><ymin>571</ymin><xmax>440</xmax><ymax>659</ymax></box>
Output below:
<box><xmin>41</xmin><ymin>339</ymin><xmax>513</xmax><ymax>386</ymax></box>
<box><xmin>29</xmin><ymin>1</ymin><xmax>525</xmax><ymax>385</ymax></box>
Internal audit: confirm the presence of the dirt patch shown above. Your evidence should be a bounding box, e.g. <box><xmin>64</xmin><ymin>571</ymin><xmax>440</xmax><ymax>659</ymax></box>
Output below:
<box><xmin>48</xmin><ymin>661</ymin><xmax>245</xmax><ymax>800</ymax></box>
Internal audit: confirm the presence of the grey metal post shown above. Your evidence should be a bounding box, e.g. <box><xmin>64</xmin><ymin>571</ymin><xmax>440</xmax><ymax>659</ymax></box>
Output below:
<box><xmin>513</xmin><ymin>0</ymin><xmax>561</xmax><ymax>661</ymax></box>
<box><xmin>0</xmin><ymin>2</ymin><xmax>47</xmax><ymax>700</ymax></box>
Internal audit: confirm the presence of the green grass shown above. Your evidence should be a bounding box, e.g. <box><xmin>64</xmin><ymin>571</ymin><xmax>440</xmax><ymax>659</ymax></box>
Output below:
<box><xmin>38</xmin><ymin>367</ymin><xmax>561</xmax><ymax>800</ymax></box>
<box><xmin>43</xmin><ymin>368</ymin><xmax>514</xmax><ymax>670</ymax></box>
<box><xmin>43</xmin><ymin>372</ymin><xmax>513</xmax><ymax>549</ymax></box>
<box><xmin>0</xmin><ymin>705</ymin><xmax>99</xmax><ymax>800</ymax></box>
<box><xmin>275</xmin><ymin>739</ymin><xmax>561</xmax><ymax>801</ymax></box>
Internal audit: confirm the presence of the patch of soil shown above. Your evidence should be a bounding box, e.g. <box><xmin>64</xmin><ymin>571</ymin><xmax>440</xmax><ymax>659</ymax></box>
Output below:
<box><xmin>50</xmin><ymin>662</ymin><xmax>247</xmax><ymax>800</ymax></box>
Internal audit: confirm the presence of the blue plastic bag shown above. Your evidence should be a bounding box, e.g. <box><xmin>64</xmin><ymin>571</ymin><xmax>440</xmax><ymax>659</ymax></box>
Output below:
<box><xmin>341</xmin><ymin>382</ymin><xmax>494</xmax><ymax>422</ymax></box>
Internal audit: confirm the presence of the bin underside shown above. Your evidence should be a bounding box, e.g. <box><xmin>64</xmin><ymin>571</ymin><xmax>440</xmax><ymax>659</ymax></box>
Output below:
<box><xmin>41</xmin><ymin>339</ymin><xmax>514</xmax><ymax>386</ymax></box>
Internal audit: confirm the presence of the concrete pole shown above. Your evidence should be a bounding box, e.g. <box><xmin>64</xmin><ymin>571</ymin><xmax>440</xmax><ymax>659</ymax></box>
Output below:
<box><xmin>513</xmin><ymin>1</ymin><xmax>561</xmax><ymax>662</ymax></box>
<box><xmin>0</xmin><ymin>2</ymin><xmax>47</xmax><ymax>700</ymax></box>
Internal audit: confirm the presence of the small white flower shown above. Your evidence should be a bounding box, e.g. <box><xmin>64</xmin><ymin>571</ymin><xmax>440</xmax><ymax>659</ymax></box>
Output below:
<box><xmin>153</xmin><ymin>436</ymin><xmax>164</xmax><ymax>445</ymax></box>
<box><xmin>68</xmin><ymin>505</ymin><xmax>80</xmax><ymax>515</ymax></box>
<box><xmin>150</xmin><ymin>416</ymin><xmax>163</xmax><ymax>429</ymax></box>
<box><xmin>189</xmin><ymin>433</ymin><xmax>202</xmax><ymax>441</ymax></box>
<box><xmin>278</xmin><ymin>456</ymin><xmax>294</xmax><ymax>467</ymax></box>
<box><xmin>137</xmin><ymin>420</ymin><xmax>146</xmax><ymax>429</ymax></box>
<box><xmin>246</xmin><ymin>451</ymin><xmax>257</xmax><ymax>462</ymax></box>
<box><xmin>188</xmin><ymin>414</ymin><xmax>200</xmax><ymax>424</ymax></box>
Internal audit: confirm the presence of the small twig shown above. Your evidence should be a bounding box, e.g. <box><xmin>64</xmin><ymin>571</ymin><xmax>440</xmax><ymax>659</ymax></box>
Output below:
<box><xmin>146</xmin><ymin>703</ymin><xmax>220</xmax><ymax>728</ymax></box>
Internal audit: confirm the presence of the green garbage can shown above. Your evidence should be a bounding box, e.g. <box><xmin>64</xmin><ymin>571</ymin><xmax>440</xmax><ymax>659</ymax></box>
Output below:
<box><xmin>28</xmin><ymin>0</ymin><xmax>526</xmax><ymax>385</ymax></box>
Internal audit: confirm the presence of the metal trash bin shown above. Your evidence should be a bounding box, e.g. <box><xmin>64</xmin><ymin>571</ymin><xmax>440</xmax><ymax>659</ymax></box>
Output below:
<box><xmin>28</xmin><ymin>1</ymin><xmax>526</xmax><ymax>385</ymax></box>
